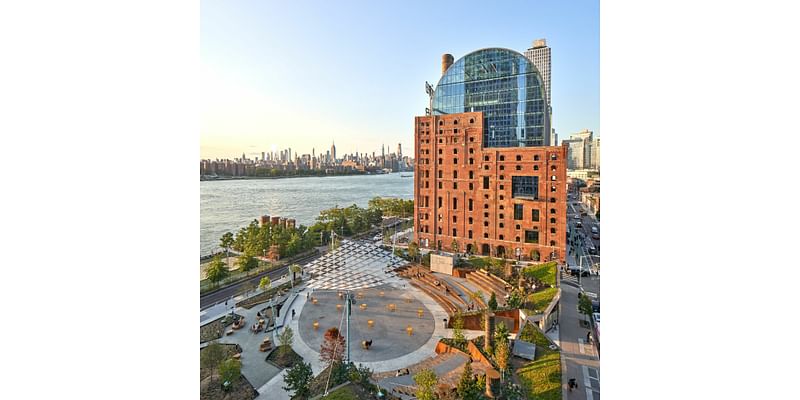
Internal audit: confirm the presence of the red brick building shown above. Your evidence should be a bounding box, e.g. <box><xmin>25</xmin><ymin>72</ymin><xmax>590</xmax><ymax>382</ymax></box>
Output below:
<box><xmin>413</xmin><ymin>111</ymin><xmax>567</xmax><ymax>262</ymax></box>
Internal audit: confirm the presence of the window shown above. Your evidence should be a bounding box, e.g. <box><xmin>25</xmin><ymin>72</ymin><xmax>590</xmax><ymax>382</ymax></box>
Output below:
<box><xmin>516</xmin><ymin>155</ymin><xmax>522</xmax><ymax>161</ymax></box>
<box><xmin>454</xmin><ymin>129</ymin><xmax>458</xmax><ymax>134</ymax></box>
<box><xmin>525</xmin><ymin>230</ymin><xmax>539</xmax><ymax>244</ymax></box>
<box><xmin>469</xmin><ymin>118</ymin><xmax>474</xmax><ymax>124</ymax></box>
<box><xmin>438</xmin><ymin>149</ymin><xmax>442</xmax><ymax>154</ymax></box>
<box><xmin>453</xmin><ymin>119</ymin><xmax>458</xmax><ymax>125</ymax></box>
<box><xmin>469</xmin><ymin>148</ymin><xmax>474</xmax><ymax>154</ymax></box>
<box><xmin>468</xmin><ymin>230</ymin><xmax>473</xmax><ymax>239</ymax></box>
<box><xmin>534</xmin><ymin>155</ymin><xmax>540</xmax><ymax>161</ymax></box>
<box><xmin>469</xmin><ymin>183</ymin><xmax>473</xmax><ymax>190</ymax></box>
<box><xmin>425</xmin><ymin>196</ymin><xmax>429</xmax><ymax>207</ymax></box>
<box><xmin>499</xmin><ymin>205</ymin><xmax>504</xmax><ymax>210</ymax></box>
<box><xmin>499</xmin><ymin>213</ymin><xmax>504</xmax><ymax>219</ymax></box>
<box><xmin>453</xmin><ymin>158</ymin><xmax>458</xmax><ymax>164</ymax></box>
<box><xmin>516</xmin><ymin>165</ymin><xmax>522</xmax><ymax>171</ymax></box>
<box><xmin>453</xmin><ymin>216</ymin><xmax>457</xmax><ymax>223</ymax></box>
<box><xmin>551</xmin><ymin>165</ymin><xmax>557</xmax><ymax>171</ymax></box>
<box><xmin>550</xmin><ymin>153</ymin><xmax>557</xmax><ymax>160</ymax></box>
<box><xmin>499</xmin><ymin>223</ymin><xmax>504</xmax><ymax>228</ymax></box>
<box><xmin>499</xmin><ymin>184</ymin><xmax>504</xmax><ymax>190</ymax></box>
<box><xmin>484</xmin><ymin>203</ymin><xmax>489</xmax><ymax>209</ymax></box>
<box><xmin>499</xmin><ymin>155</ymin><xmax>505</xmax><ymax>161</ymax></box>
<box><xmin>468</xmin><ymin>199</ymin><xmax>473</xmax><ymax>211</ymax></box>
<box><xmin>550</xmin><ymin>228</ymin><xmax>556</xmax><ymax>234</ymax></box>
<box><xmin>469</xmin><ymin>171</ymin><xmax>474</xmax><ymax>179</ymax></box>
<box><xmin>438</xmin><ymin>197</ymin><xmax>442</xmax><ymax>208</ymax></box>
<box><xmin>438</xmin><ymin>227</ymin><xmax>442</xmax><ymax>234</ymax></box>
<box><xmin>532</xmin><ymin>209</ymin><xmax>540</xmax><ymax>221</ymax></box>
<box><xmin>550</xmin><ymin>217</ymin><xmax>556</xmax><ymax>224</ymax></box>
<box><xmin>512</xmin><ymin>176</ymin><xmax>539</xmax><ymax>198</ymax></box>
<box><xmin>499</xmin><ymin>234</ymin><xmax>504</xmax><ymax>240</ymax></box>
<box><xmin>438</xmin><ymin>170</ymin><xmax>442</xmax><ymax>178</ymax></box>
<box><xmin>484</xmin><ymin>165</ymin><xmax>489</xmax><ymax>170</ymax></box>
<box><xmin>550</xmin><ymin>240</ymin><xmax>556</xmax><ymax>246</ymax></box>
<box><xmin>534</xmin><ymin>165</ymin><xmax>539</xmax><ymax>171</ymax></box>
<box><xmin>438</xmin><ymin>158</ymin><xmax>442</xmax><ymax>165</ymax></box>
<box><xmin>514</xmin><ymin>204</ymin><xmax>523</xmax><ymax>220</ymax></box>
<box><xmin>453</xmin><ymin>198</ymin><xmax>457</xmax><ymax>209</ymax></box>
<box><xmin>469</xmin><ymin>158</ymin><xmax>474</xmax><ymax>165</ymax></box>
<box><xmin>551</xmin><ymin>185</ymin><xmax>557</xmax><ymax>193</ymax></box>
<box><xmin>549</xmin><ymin>197</ymin><xmax>556</xmax><ymax>203</ymax></box>
<box><xmin>439</xmin><ymin>120</ymin><xmax>443</xmax><ymax>126</ymax></box>
<box><xmin>453</xmin><ymin>182</ymin><xmax>457</xmax><ymax>189</ymax></box>
<box><xmin>500</xmin><ymin>165</ymin><xmax>505</xmax><ymax>171</ymax></box>
<box><xmin>484</xmin><ymin>233</ymin><xmax>489</xmax><ymax>238</ymax></box>
<box><xmin>551</xmin><ymin>175</ymin><xmax>556</xmax><ymax>181</ymax></box>
<box><xmin>499</xmin><ymin>195</ymin><xmax>504</xmax><ymax>200</ymax></box>
<box><xmin>550</xmin><ymin>208</ymin><xmax>556</xmax><ymax>214</ymax></box>
<box><xmin>516</xmin><ymin>224</ymin><xmax>521</xmax><ymax>230</ymax></box>
<box><xmin>453</xmin><ymin>171</ymin><xmax>458</xmax><ymax>179</ymax></box>
<box><xmin>470</xmin><ymin>137</ymin><xmax>474</xmax><ymax>142</ymax></box>
<box><xmin>484</xmin><ymin>212</ymin><xmax>489</xmax><ymax>218</ymax></box>
<box><xmin>453</xmin><ymin>228</ymin><xmax>457</xmax><ymax>236</ymax></box>
<box><xmin>515</xmin><ymin>236</ymin><xmax>520</xmax><ymax>242</ymax></box>
<box><xmin>484</xmin><ymin>155</ymin><xmax>490</xmax><ymax>162</ymax></box>
<box><xmin>483</xmin><ymin>176</ymin><xmax>489</xmax><ymax>189</ymax></box>
<box><xmin>468</xmin><ymin>217</ymin><xmax>473</xmax><ymax>224</ymax></box>
<box><xmin>425</xmin><ymin>181</ymin><xmax>429</xmax><ymax>188</ymax></box>
<box><xmin>484</xmin><ymin>221</ymin><xmax>489</xmax><ymax>227</ymax></box>
<box><xmin>438</xmin><ymin>182</ymin><xmax>442</xmax><ymax>189</ymax></box>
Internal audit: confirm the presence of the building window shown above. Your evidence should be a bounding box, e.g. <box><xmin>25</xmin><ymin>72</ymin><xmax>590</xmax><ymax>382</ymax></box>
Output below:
<box><xmin>500</xmin><ymin>165</ymin><xmax>505</xmax><ymax>171</ymax></box>
<box><xmin>438</xmin><ymin>227</ymin><xmax>442</xmax><ymax>234</ymax></box>
<box><xmin>516</xmin><ymin>165</ymin><xmax>522</xmax><ymax>171</ymax></box>
<box><xmin>425</xmin><ymin>196</ymin><xmax>429</xmax><ymax>207</ymax></box>
<box><xmin>499</xmin><ymin>155</ymin><xmax>505</xmax><ymax>161</ymax></box>
<box><xmin>532</xmin><ymin>209</ymin><xmax>540</xmax><ymax>221</ymax></box>
<box><xmin>534</xmin><ymin>165</ymin><xmax>539</xmax><ymax>171</ymax></box>
<box><xmin>516</xmin><ymin>224</ymin><xmax>521</xmax><ymax>230</ymax></box>
<box><xmin>514</xmin><ymin>204</ymin><xmax>523</xmax><ymax>220</ymax></box>
<box><xmin>468</xmin><ymin>230</ymin><xmax>473</xmax><ymax>239</ymax></box>
<box><xmin>439</xmin><ymin>121</ymin><xmax>443</xmax><ymax>126</ymax></box>
<box><xmin>453</xmin><ymin>182</ymin><xmax>457</xmax><ymax>189</ymax></box>
<box><xmin>484</xmin><ymin>155</ymin><xmax>490</xmax><ymax>162</ymax></box>
<box><xmin>550</xmin><ymin>217</ymin><xmax>556</xmax><ymax>224</ymax></box>
<box><xmin>484</xmin><ymin>221</ymin><xmax>489</xmax><ymax>227</ymax></box>
<box><xmin>438</xmin><ymin>158</ymin><xmax>442</xmax><ymax>165</ymax></box>
<box><xmin>499</xmin><ymin>185</ymin><xmax>504</xmax><ymax>190</ymax></box>
<box><xmin>484</xmin><ymin>233</ymin><xmax>489</xmax><ymax>238</ymax></box>
<box><xmin>515</xmin><ymin>236</ymin><xmax>520</xmax><ymax>242</ymax></box>
<box><xmin>551</xmin><ymin>185</ymin><xmax>557</xmax><ymax>192</ymax></box>
<box><xmin>468</xmin><ymin>199</ymin><xmax>473</xmax><ymax>211</ymax></box>
<box><xmin>469</xmin><ymin>183</ymin><xmax>473</xmax><ymax>190</ymax></box>
<box><xmin>453</xmin><ymin>158</ymin><xmax>458</xmax><ymax>164</ymax></box>
<box><xmin>483</xmin><ymin>176</ymin><xmax>489</xmax><ymax>189</ymax></box>
<box><xmin>453</xmin><ymin>119</ymin><xmax>458</xmax><ymax>125</ymax></box>
<box><xmin>499</xmin><ymin>234</ymin><xmax>504</xmax><ymax>240</ymax></box>
<box><xmin>453</xmin><ymin>216</ymin><xmax>457</xmax><ymax>223</ymax></box>
<box><xmin>499</xmin><ymin>213</ymin><xmax>504</xmax><ymax>219</ymax></box>
<box><xmin>470</xmin><ymin>137</ymin><xmax>474</xmax><ymax>142</ymax></box>
<box><xmin>453</xmin><ymin>171</ymin><xmax>458</xmax><ymax>179</ymax></box>
<box><xmin>469</xmin><ymin>158</ymin><xmax>474</xmax><ymax>165</ymax></box>
<box><xmin>484</xmin><ymin>203</ymin><xmax>489</xmax><ymax>209</ymax></box>
<box><xmin>484</xmin><ymin>165</ymin><xmax>489</xmax><ymax>170</ymax></box>
<box><xmin>439</xmin><ymin>130</ymin><xmax>443</xmax><ymax>135</ymax></box>
<box><xmin>453</xmin><ymin>228</ymin><xmax>457</xmax><ymax>236</ymax></box>
<box><xmin>550</xmin><ymin>240</ymin><xmax>556</xmax><ymax>246</ymax></box>
<box><xmin>438</xmin><ymin>197</ymin><xmax>442</xmax><ymax>208</ymax></box>
<box><xmin>454</xmin><ymin>129</ymin><xmax>458</xmax><ymax>134</ymax></box>
<box><xmin>516</xmin><ymin>155</ymin><xmax>522</xmax><ymax>161</ymax></box>
<box><xmin>468</xmin><ymin>217</ymin><xmax>473</xmax><ymax>224</ymax></box>
<box><xmin>499</xmin><ymin>223</ymin><xmax>504</xmax><ymax>228</ymax></box>
<box><xmin>499</xmin><ymin>205</ymin><xmax>504</xmax><ymax>210</ymax></box>
<box><xmin>499</xmin><ymin>175</ymin><xmax>504</xmax><ymax>180</ymax></box>
<box><xmin>469</xmin><ymin>148</ymin><xmax>474</xmax><ymax>154</ymax></box>
<box><xmin>453</xmin><ymin>198</ymin><xmax>457</xmax><ymax>209</ymax></box>
<box><xmin>438</xmin><ymin>170</ymin><xmax>442</xmax><ymax>178</ymax></box>
<box><xmin>511</xmin><ymin>176</ymin><xmax>538</xmax><ymax>198</ymax></box>
<box><xmin>550</xmin><ymin>153</ymin><xmax>557</xmax><ymax>160</ymax></box>
<box><xmin>551</xmin><ymin>175</ymin><xmax>556</xmax><ymax>181</ymax></box>
<box><xmin>534</xmin><ymin>155</ymin><xmax>540</xmax><ymax>161</ymax></box>
<box><xmin>550</xmin><ymin>208</ymin><xmax>556</xmax><ymax>214</ymax></box>
<box><xmin>549</xmin><ymin>197</ymin><xmax>556</xmax><ymax>203</ymax></box>
<box><xmin>551</xmin><ymin>165</ymin><xmax>557</xmax><ymax>171</ymax></box>
<box><xmin>550</xmin><ymin>228</ymin><xmax>556</xmax><ymax>234</ymax></box>
<box><xmin>438</xmin><ymin>149</ymin><xmax>442</xmax><ymax>154</ymax></box>
<box><xmin>484</xmin><ymin>212</ymin><xmax>489</xmax><ymax>218</ymax></box>
<box><xmin>525</xmin><ymin>230</ymin><xmax>539</xmax><ymax>244</ymax></box>
<box><xmin>469</xmin><ymin>171</ymin><xmax>474</xmax><ymax>179</ymax></box>
<box><xmin>469</xmin><ymin>118</ymin><xmax>474</xmax><ymax>124</ymax></box>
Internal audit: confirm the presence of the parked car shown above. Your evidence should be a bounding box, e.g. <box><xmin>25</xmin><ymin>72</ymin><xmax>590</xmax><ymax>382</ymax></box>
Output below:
<box><xmin>591</xmin><ymin>226</ymin><xmax>599</xmax><ymax>234</ymax></box>
<box><xmin>587</xmin><ymin>244</ymin><xmax>597</xmax><ymax>255</ymax></box>
<box><xmin>569</xmin><ymin>265</ymin><xmax>590</xmax><ymax>277</ymax></box>
<box><xmin>592</xmin><ymin>232</ymin><xmax>600</xmax><ymax>240</ymax></box>
<box><xmin>591</xmin><ymin>300</ymin><xmax>600</xmax><ymax>313</ymax></box>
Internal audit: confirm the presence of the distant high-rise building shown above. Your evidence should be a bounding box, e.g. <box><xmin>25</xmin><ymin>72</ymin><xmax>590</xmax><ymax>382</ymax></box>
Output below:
<box><xmin>550</xmin><ymin>129</ymin><xmax>558</xmax><ymax>146</ymax></box>
<box><xmin>562</xmin><ymin>129</ymin><xmax>595</xmax><ymax>170</ymax></box>
<box><xmin>525</xmin><ymin>39</ymin><xmax>551</xmax><ymax>113</ymax></box>
<box><xmin>590</xmin><ymin>138</ymin><xmax>600</xmax><ymax>171</ymax></box>
<box><xmin>397</xmin><ymin>143</ymin><xmax>402</xmax><ymax>159</ymax></box>
<box><xmin>331</xmin><ymin>141</ymin><xmax>336</xmax><ymax>163</ymax></box>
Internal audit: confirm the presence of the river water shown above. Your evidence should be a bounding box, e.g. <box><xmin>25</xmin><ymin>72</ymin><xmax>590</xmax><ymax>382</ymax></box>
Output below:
<box><xmin>200</xmin><ymin>172</ymin><xmax>414</xmax><ymax>257</ymax></box>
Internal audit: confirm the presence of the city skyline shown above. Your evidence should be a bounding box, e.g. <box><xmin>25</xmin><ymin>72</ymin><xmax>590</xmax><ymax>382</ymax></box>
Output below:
<box><xmin>200</xmin><ymin>0</ymin><xmax>599</xmax><ymax>160</ymax></box>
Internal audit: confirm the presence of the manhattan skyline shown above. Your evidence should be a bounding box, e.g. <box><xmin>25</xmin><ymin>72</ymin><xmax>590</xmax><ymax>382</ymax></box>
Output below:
<box><xmin>200</xmin><ymin>0</ymin><xmax>599</xmax><ymax>160</ymax></box>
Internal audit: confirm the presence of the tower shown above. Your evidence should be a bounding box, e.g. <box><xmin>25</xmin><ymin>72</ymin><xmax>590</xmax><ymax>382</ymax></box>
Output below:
<box><xmin>331</xmin><ymin>141</ymin><xmax>336</xmax><ymax>164</ymax></box>
<box><xmin>525</xmin><ymin>39</ymin><xmax>552</xmax><ymax>141</ymax></box>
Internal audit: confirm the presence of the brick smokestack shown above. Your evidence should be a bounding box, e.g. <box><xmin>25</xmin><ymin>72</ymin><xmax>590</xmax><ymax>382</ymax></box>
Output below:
<box><xmin>442</xmin><ymin>53</ymin><xmax>454</xmax><ymax>75</ymax></box>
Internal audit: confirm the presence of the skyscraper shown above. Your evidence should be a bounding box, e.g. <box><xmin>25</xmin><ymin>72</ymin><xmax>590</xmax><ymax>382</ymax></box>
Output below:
<box><xmin>524</xmin><ymin>39</ymin><xmax>551</xmax><ymax>112</ymax></box>
<box><xmin>331</xmin><ymin>141</ymin><xmax>336</xmax><ymax>164</ymax></box>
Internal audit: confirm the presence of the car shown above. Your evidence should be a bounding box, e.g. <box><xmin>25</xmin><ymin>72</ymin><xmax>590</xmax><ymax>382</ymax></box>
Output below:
<box><xmin>591</xmin><ymin>300</ymin><xmax>600</xmax><ymax>313</ymax></box>
<box><xmin>587</xmin><ymin>245</ymin><xmax>597</xmax><ymax>255</ymax></box>
<box><xmin>573</xmin><ymin>214</ymin><xmax>581</xmax><ymax>219</ymax></box>
<box><xmin>592</xmin><ymin>233</ymin><xmax>600</xmax><ymax>240</ymax></box>
<box><xmin>575</xmin><ymin>221</ymin><xmax>582</xmax><ymax>229</ymax></box>
<box><xmin>590</xmin><ymin>226</ymin><xmax>599</xmax><ymax>234</ymax></box>
<box><xmin>568</xmin><ymin>265</ymin><xmax>590</xmax><ymax>277</ymax></box>
<box><xmin>592</xmin><ymin>312</ymin><xmax>600</xmax><ymax>325</ymax></box>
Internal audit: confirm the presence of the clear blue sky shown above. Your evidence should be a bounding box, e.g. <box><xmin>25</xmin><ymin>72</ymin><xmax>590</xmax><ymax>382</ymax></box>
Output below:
<box><xmin>201</xmin><ymin>0</ymin><xmax>599</xmax><ymax>160</ymax></box>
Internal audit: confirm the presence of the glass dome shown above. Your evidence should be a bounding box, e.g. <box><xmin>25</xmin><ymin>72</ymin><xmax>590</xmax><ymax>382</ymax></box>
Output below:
<box><xmin>433</xmin><ymin>48</ymin><xmax>549</xmax><ymax>147</ymax></box>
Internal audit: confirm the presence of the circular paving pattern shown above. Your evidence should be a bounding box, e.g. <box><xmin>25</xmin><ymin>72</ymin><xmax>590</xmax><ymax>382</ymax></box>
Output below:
<box><xmin>298</xmin><ymin>284</ymin><xmax>435</xmax><ymax>363</ymax></box>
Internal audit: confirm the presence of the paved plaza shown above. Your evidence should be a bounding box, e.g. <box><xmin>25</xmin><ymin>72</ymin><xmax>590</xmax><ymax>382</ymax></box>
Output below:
<box><xmin>297</xmin><ymin>285</ymin><xmax>436</xmax><ymax>363</ymax></box>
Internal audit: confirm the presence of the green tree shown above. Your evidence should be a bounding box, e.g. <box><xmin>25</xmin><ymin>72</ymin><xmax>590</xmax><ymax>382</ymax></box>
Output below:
<box><xmin>506</xmin><ymin>290</ymin><xmax>523</xmax><ymax>309</ymax></box>
<box><xmin>200</xmin><ymin>342</ymin><xmax>226</xmax><ymax>384</ymax></box>
<box><xmin>259</xmin><ymin>276</ymin><xmax>271</xmax><ymax>291</ymax></box>
<box><xmin>451</xmin><ymin>239</ymin><xmax>459</xmax><ymax>253</ymax></box>
<box><xmin>494</xmin><ymin>321</ymin><xmax>510</xmax><ymax>347</ymax></box>
<box><xmin>218</xmin><ymin>358</ymin><xmax>241</xmax><ymax>389</ymax></box>
<box><xmin>452</xmin><ymin>312</ymin><xmax>466</xmax><ymax>349</ymax></box>
<box><xmin>278</xmin><ymin>326</ymin><xmax>294</xmax><ymax>356</ymax></box>
<box><xmin>220</xmin><ymin>231</ymin><xmax>234</xmax><ymax>262</ymax></box>
<box><xmin>289</xmin><ymin>264</ymin><xmax>302</xmax><ymax>286</ymax></box>
<box><xmin>408</xmin><ymin>241</ymin><xmax>419</xmax><ymax>262</ymax></box>
<box><xmin>488</xmin><ymin>292</ymin><xmax>498</xmax><ymax>311</ymax></box>
<box><xmin>205</xmin><ymin>255</ymin><xmax>229</xmax><ymax>286</ymax></box>
<box><xmin>495</xmin><ymin>339</ymin><xmax>509</xmax><ymax>382</ymax></box>
<box><xmin>413</xmin><ymin>368</ymin><xmax>438</xmax><ymax>400</ymax></box>
<box><xmin>236</xmin><ymin>253</ymin><xmax>258</xmax><ymax>272</ymax></box>
<box><xmin>578</xmin><ymin>292</ymin><xmax>594</xmax><ymax>320</ymax></box>
<box><xmin>456</xmin><ymin>361</ymin><xmax>482</xmax><ymax>400</ymax></box>
<box><xmin>282</xmin><ymin>360</ymin><xmax>312</xmax><ymax>399</ymax></box>
<box><xmin>530</xmin><ymin>249</ymin><xmax>540</xmax><ymax>261</ymax></box>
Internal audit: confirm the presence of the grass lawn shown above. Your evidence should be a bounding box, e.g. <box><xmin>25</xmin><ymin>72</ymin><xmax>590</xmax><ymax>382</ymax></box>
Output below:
<box><xmin>522</xmin><ymin>261</ymin><xmax>557</xmax><ymax>286</ymax></box>
<box><xmin>322</xmin><ymin>385</ymin><xmax>360</xmax><ymax>400</ymax></box>
<box><xmin>516</xmin><ymin>322</ymin><xmax>562</xmax><ymax>400</ymax></box>
<box><xmin>525</xmin><ymin>287</ymin><xmax>558</xmax><ymax>314</ymax></box>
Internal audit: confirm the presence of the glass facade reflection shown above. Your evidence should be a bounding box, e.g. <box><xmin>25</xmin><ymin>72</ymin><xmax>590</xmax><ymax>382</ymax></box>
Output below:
<box><xmin>433</xmin><ymin>48</ymin><xmax>549</xmax><ymax>147</ymax></box>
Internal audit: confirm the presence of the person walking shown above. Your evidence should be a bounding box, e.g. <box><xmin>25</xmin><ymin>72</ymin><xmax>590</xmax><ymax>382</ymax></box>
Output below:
<box><xmin>292</xmin><ymin>309</ymin><xmax>296</xmax><ymax>320</ymax></box>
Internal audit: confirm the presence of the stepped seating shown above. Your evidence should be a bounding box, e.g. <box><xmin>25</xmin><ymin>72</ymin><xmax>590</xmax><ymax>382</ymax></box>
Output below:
<box><xmin>466</xmin><ymin>271</ymin><xmax>508</xmax><ymax>300</ymax></box>
<box><xmin>479</xmin><ymin>269</ymin><xmax>513</xmax><ymax>291</ymax></box>
<box><xmin>439</xmin><ymin>275</ymin><xmax>487</xmax><ymax>309</ymax></box>
<box><xmin>409</xmin><ymin>280</ymin><xmax>459</xmax><ymax>316</ymax></box>
<box><xmin>416</xmin><ymin>272</ymin><xmax>468</xmax><ymax>309</ymax></box>
<box><xmin>373</xmin><ymin>352</ymin><xmax>464</xmax><ymax>380</ymax></box>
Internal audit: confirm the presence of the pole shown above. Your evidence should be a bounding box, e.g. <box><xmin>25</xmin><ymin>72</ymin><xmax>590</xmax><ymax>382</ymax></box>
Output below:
<box><xmin>345</xmin><ymin>291</ymin><xmax>351</xmax><ymax>363</ymax></box>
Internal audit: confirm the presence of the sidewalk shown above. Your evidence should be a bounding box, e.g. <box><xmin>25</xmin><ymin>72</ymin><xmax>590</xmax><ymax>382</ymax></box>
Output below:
<box><xmin>559</xmin><ymin>281</ymin><xmax>600</xmax><ymax>400</ymax></box>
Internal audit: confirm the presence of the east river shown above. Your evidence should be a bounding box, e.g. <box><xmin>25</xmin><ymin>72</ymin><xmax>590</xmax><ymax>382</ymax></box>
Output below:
<box><xmin>200</xmin><ymin>173</ymin><xmax>413</xmax><ymax>257</ymax></box>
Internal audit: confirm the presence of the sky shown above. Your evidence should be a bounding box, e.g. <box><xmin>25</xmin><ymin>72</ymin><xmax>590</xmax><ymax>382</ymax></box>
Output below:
<box><xmin>200</xmin><ymin>0</ymin><xmax>599</xmax><ymax>160</ymax></box>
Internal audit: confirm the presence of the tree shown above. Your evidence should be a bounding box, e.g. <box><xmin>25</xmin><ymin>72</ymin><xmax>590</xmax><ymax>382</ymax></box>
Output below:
<box><xmin>452</xmin><ymin>312</ymin><xmax>466</xmax><ymax>349</ymax></box>
<box><xmin>469</xmin><ymin>290</ymin><xmax>484</xmax><ymax>309</ymax></box>
<box><xmin>200</xmin><ymin>342</ymin><xmax>226</xmax><ymax>384</ymax></box>
<box><xmin>218</xmin><ymin>358</ymin><xmax>241</xmax><ymax>389</ymax></box>
<box><xmin>456</xmin><ymin>362</ymin><xmax>482</xmax><ymax>400</ymax></box>
<box><xmin>220</xmin><ymin>232</ymin><xmax>234</xmax><ymax>264</ymax></box>
<box><xmin>237</xmin><ymin>253</ymin><xmax>258</xmax><ymax>272</ymax></box>
<box><xmin>413</xmin><ymin>368</ymin><xmax>438</xmax><ymax>400</ymax></box>
<box><xmin>530</xmin><ymin>249</ymin><xmax>540</xmax><ymax>261</ymax></box>
<box><xmin>289</xmin><ymin>264</ymin><xmax>302</xmax><ymax>287</ymax></box>
<box><xmin>451</xmin><ymin>239</ymin><xmax>459</xmax><ymax>253</ymax></box>
<box><xmin>578</xmin><ymin>292</ymin><xmax>594</xmax><ymax>321</ymax></box>
<box><xmin>278</xmin><ymin>326</ymin><xmax>294</xmax><ymax>356</ymax></box>
<box><xmin>319</xmin><ymin>327</ymin><xmax>345</xmax><ymax>366</ymax></box>
<box><xmin>506</xmin><ymin>290</ymin><xmax>523</xmax><ymax>309</ymax></box>
<box><xmin>495</xmin><ymin>339</ymin><xmax>510</xmax><ymax>382</ymax></box>
<box><xmin>205</xmin><ymin>255</ymin><xmax>229</xmax><ymax>286</ymax></box>
<box><xmin>494</xmin><ymin>321</ymin><xmax>510</xmax><ymax>347</ymax></box>
<box><xmin>488</xmin><ymin>292</ymin><xmax>498</xmax><ymax>311</ymax></box>
<box><xmin>259</xmin><ymin>276</ymin><xmax>271</xmax><ymax>291</ymax></box>
<box><xmin>283</xmin><ymin>361</ymin><xmax>312</xmax><ymax>399</ymax></box>
<box><xmin>408</xmin><ymin>241</ymin><xmax>419</xmax><ymax>262</ymax></box>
